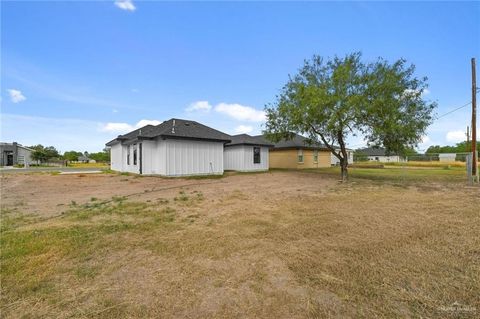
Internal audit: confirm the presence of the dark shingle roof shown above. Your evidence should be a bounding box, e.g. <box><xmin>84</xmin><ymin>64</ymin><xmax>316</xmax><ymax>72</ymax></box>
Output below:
<box><xmin>78</xmin><ymin>155</ymin><xmax>92</xmax><ymax>161</ymax></box>
<box><xmin>225</xmin><ymin>134</ymin><xmax>274</xmax><ymax>147</ymax></box>
<box><xmin>263</xmin><ymin>133</ymin><xmax>330</xmax><ymax>150</ymax></box>
<box><xmin>357</xmin><ymin>147</ymin><xmax>396</xmax><ymax>156</ymax></box>
<box><xmin>106</xmin><ymin>119</ymin><xmax>231</xmax><ymax>146</ymax></box>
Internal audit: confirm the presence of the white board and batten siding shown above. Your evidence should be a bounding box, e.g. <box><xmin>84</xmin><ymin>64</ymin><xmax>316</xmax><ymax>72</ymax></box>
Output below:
<box><xmin>110</xmin><ymin>139</ymin><xmax>224</xmax><ymax>176</ymax></box>
<box><xmin>110</xmin><ymin>143</ymin><xmax>124</xmax><ymax>172</ymax></box>
<box><xmin>110</xmin><ymin>143</ymin><xmax>141</xmax><ymax>174</ymax></box>
<box><xmin>224</xmin><ymin>145</ymin><xmax>269</xmax><ymax>171</ymax></box>
<box><xmin>163</xmin><ymin>139</ymin><xmax>224</xmax><ymax>176</ymax></box>
<box><xmin>17</xmin><ymin>147</ymin><xmax>33</xmax><ymax>165</ymax></box>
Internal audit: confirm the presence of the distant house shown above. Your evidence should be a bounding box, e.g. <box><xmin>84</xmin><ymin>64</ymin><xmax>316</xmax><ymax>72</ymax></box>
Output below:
<box><xmin>357</xmin><ymin>147</ymin><xmax>405</xmax><ymax>162</ymax></box>
<box><xmin>77</xmin><ymin>155</ymin><xmax>96</xmax><ymax>163</ymax></box>
<box><xmin>0</xmin><ymin>142</ymin><xmax>33</xmax><ymax>166</ymax></box>
<box><xmin>265</xmin><ymin>133</ymin><xmax>353</xmax><ymax>169</ymax></box>
<box><xmin>224</xmin><ymin>134</ymin><xmax>273</xmax><ymax>172</ymax></box>
<box><xmin>331</xmin><ymin>149</ymin><xmax>355</xmax><ymax>166</ymax></box>
<box><xmin>106</xmin><ymin>118</ymin><xmax>231</xmax><ymax>176</ymax></box>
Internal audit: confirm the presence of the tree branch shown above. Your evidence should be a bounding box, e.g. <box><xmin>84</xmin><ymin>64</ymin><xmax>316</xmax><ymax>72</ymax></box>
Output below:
<box><xmin>309</xmin><ymin>124</ymin><xmax>342</xmax><ymax>160</ymax></box>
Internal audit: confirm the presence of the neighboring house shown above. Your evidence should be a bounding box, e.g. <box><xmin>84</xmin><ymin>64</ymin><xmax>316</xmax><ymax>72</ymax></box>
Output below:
<box><xmin>266</xmin><ymin>134</ymin><xmax>333</xmax><ymax>169</ymax></box>
<box><xmin>77</xmin><ymin>155</ymin><xmax>96</xmax><ymax>163</ymax></box>
<box><xmin>0</xmin><ymin>142</ymin><xmax>33</xmax><ymax>166</ymax></box>
<box><xmin>330</xmin><ymin>149</ymin><xmax>355</xmax><ymax>166</ymax></box>
<box><xmin>106</xmin><ymin>118</ymin><xmax>231</xmax><ymax>176</ymax></box>
<box><xmin>357</xmin><ymin>147</ymin><xmax>405</xmax><ymax>162</ymax></box>
<box><xmin>224</xmin><ymin>134</ymin><xmax>273</xmax><ymax>172</ymax></box>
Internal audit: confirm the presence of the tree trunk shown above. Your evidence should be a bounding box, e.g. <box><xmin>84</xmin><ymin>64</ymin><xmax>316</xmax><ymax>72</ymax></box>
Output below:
<box><xmin>340</xmin><ymin>158</ymin><xmax>348</xmax><ymax>182</ymax></box>
<box><xmin>336</xmin><ymin>131</ymin><xmax>349</xmax><ymax>182</ymax></box>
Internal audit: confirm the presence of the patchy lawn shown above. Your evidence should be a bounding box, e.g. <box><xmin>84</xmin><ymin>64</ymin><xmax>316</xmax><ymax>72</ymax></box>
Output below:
<box><xmin>1</xmin><ymin>170</ymin><xmax>479</xmax><ymax>318</ymax></box>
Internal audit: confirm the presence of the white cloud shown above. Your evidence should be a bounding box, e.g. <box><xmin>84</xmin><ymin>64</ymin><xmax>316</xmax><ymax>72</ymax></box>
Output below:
<box><xmin>215</xmin><ymin>102</ymin><xmax>265</xmax><ymax>122</ymax></box>
<box><xmin>234</xmin><ymin>125</ymin><xmax>253</xmax><ymax>134</ymax></box>
<box><xmin>185</xmin><ymin>100</ymin><xmax>265</xmax><ymax>122</ymax></box>
<box><xmin>402</xmin><ymin>88</ymin><xmax>430</xmax><ymax>98</ymax></box>
<box><xmin>416</xmin><ymin>135</ymin><xmax>433</xmax><ymax>152</ymax></box>
<box><xmin>7</xmin><ymin>89</ymin><xmax>26</xmax><ymax>103</ymax></box>
<box><xmin>101</xmin><ymin>122</ymin><xmax>133</xmax><ymax>134</ymax></box>
<box><xmin>446</xmin><ymin>130</ymin><xmax>465</xmax><ymax>143</ymax></box>
<box><xmin>186</xmin><ymin>101</ymin><xmax>212</xmax><ymax>113</ymax></box>
<box><xmin>135</xmin><ymin>119</ymin><xmax>161</xmax><ymax>127</ymax></box>
<box><xmin>114</xmin><ymin>0</ymin><xmax>136</xmax><ymax>11</ymax></box>
<box><xmin>100</xmin><ymin>119</ymin><xmax>161</xmax><ymax>134</ymax></box>
<box><xmin>421</xmin><ymin>135</ymin><xmax>431</xmax><ymax>144</ymax></box>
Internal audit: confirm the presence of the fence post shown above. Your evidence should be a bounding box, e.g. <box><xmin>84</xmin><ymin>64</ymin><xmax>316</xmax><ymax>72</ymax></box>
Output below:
<box><xmin>467</xmin><ymin>153</ymin><xmax>473</xmax><ymax>185</ymax></box>
<box><xmin>475</xmin><ymin>151</ymin><xmax>479</xmax><ymax>183</ymax></box>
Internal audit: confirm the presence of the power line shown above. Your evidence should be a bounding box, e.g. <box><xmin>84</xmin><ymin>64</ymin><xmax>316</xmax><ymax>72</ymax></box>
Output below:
<box><xmin>436</xmin><ymin>101</ymin><xmax>471</xmax><ymax>120</ymax></box>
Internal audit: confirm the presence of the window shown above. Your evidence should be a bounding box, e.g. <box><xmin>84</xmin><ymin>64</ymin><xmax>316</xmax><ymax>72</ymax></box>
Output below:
<box><xmin>133</xmin><ymin>144</ymin><xmax>137</xmax><ymax>165</ymax></box>
<box><xmin>313</xmin><ymin>150</ymin><xmax>318</xmax><ymax>163</ymax></box>
<box><xmin>127</xmin><ymin>146</ymin><xmax>130</xmax><ymax>165</ymax></box>
<box><xmin>297</xmin><ymin>149</ymin><xmax>304</xmax><ymax>163</ymax></box>
<box><xmin>253</xmin><ymin>147</ymin><xmax>261</xmax><ymax>164</ymax></box>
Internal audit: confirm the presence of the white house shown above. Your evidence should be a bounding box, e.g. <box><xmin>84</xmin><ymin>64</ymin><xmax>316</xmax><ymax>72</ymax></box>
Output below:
<box><xmin>330</xmin><ymin>149</ymin><xmax>354</xmax><ymax>166</ymax></box>
<box><xmin>357</xmin><ymin>147</ymin><xmax>405</xmax><ymax>163</ymax></box>
<box><xmin>224</xmin><ymin>134</ymin><xmax>273</xmax><ymax>172</ymax></box>
<box><xmin>106</xmin><ymin>119</ymin><xmax>231</xmax><ymax>176</ymax></box>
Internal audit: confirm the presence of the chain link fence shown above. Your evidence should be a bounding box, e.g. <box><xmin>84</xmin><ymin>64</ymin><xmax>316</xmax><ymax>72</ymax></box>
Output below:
<box><xmin>351</xmin><ymin>152</ymin><xmax>479</xmax><ymax>184</ymax></box>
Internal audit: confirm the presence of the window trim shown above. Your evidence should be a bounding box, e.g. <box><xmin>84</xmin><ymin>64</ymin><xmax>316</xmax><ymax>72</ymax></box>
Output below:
<box><xmin>313</xmin><ymin>150</ymin><xmax>318</xmax><ymax>163</ymax></box>
<box><xmin>133</xmin><ymin>144</ymin><xmax>137</xmax><ymax>165</ymax></box>
<box><xmin>126</xmin><ymin>145</ymin><xmax>130</xmax><ymax>165</ymax></box>
<box><xmin>297</xmin><ymin>149</ymin><xmax>304</xmax><ymax>163</ymax></box>
<box><xmin>253</xmin><ymin>146</ymin><xmax>261</xmax><ymax>164</ymax></box>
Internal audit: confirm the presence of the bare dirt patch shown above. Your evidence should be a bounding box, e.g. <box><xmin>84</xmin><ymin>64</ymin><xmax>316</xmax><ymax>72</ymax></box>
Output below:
<box><xmin>0</xmin><ymin>171</ymin><xmax>333</xmax><ymax>218</ymax></box>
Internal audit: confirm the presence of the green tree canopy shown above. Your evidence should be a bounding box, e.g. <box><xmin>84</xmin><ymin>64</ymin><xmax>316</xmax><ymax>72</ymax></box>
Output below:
<box><xmin>29</xmin><ymin>145</ymin><xmax>61</xmax><ymax>163</ymax></box>
<box><xmin>426</xmin><ymin>141</ymin><xmax>480</xmax><ymax>154</ymax></box>
<box><xmin>63</xmin><ymin>151</ymin><xmax>83</xmax><ymax>161</ymax></box>
<box><xmin>89</xmin><ymin>149</ymin><xmax>110</xmax><ymax>162</ymax></box>
<box><xmin>264</xmin><ymin>52</ymin><xmax>436</xmax><ymax>181</ymax></box>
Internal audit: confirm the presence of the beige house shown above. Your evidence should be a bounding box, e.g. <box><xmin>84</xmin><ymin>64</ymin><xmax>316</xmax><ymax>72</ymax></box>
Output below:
<box><xmin>260</xmin><ymin>134</ymin><xmax>332</xmax><ymax>169</ymax></box>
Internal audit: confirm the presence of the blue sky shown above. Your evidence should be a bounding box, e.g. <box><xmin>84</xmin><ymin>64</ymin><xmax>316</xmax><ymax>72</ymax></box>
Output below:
<box><xmin>1</xmin><ymin>1</ymin><xmax>479</xmax><ymax>152</ymax></box>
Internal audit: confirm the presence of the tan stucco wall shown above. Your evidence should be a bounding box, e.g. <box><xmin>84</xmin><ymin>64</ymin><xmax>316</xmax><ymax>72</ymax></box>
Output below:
<box><xmin>269</xmin><ymin>149</ymin><xmax>331</xmax><ymax>169</ymax></box>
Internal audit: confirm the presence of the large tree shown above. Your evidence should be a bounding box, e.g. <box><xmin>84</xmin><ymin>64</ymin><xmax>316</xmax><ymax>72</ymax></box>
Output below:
<box><xmin>63</xmin><ymin>151</ymin><xmax>83</xmax><ymax>161</ymax></box>
<box><xmin>264</xmin><ymin>53</ymin><xmax>436</xmax><ymax>181</ymax></box>
<box><xmin>29</xmin><ymin>144</ymin><xmax>61</xmax><ymax>163</ymax></box>
<box><xmin>89</xmin><ymin>148</ymin><xmax>110</xmax><ymax>162</ymax></box>
<box><xmin>426</xmin><ymin>141</ymin><xmax>480</xmax><ymax>154</ymax></box>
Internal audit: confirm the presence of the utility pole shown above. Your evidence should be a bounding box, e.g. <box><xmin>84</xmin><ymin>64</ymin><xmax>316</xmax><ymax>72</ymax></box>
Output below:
<box><xmin>472</xmin><ymin>58</ymin><xmax>477</xmax><ymax>177</ymax></box>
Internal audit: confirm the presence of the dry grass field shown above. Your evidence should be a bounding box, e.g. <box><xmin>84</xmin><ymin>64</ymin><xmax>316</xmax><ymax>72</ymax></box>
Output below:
<box><xmin>1</xmin><ymin>168</ymin><xmax>479</xmax><ymax>318</ymax></box>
